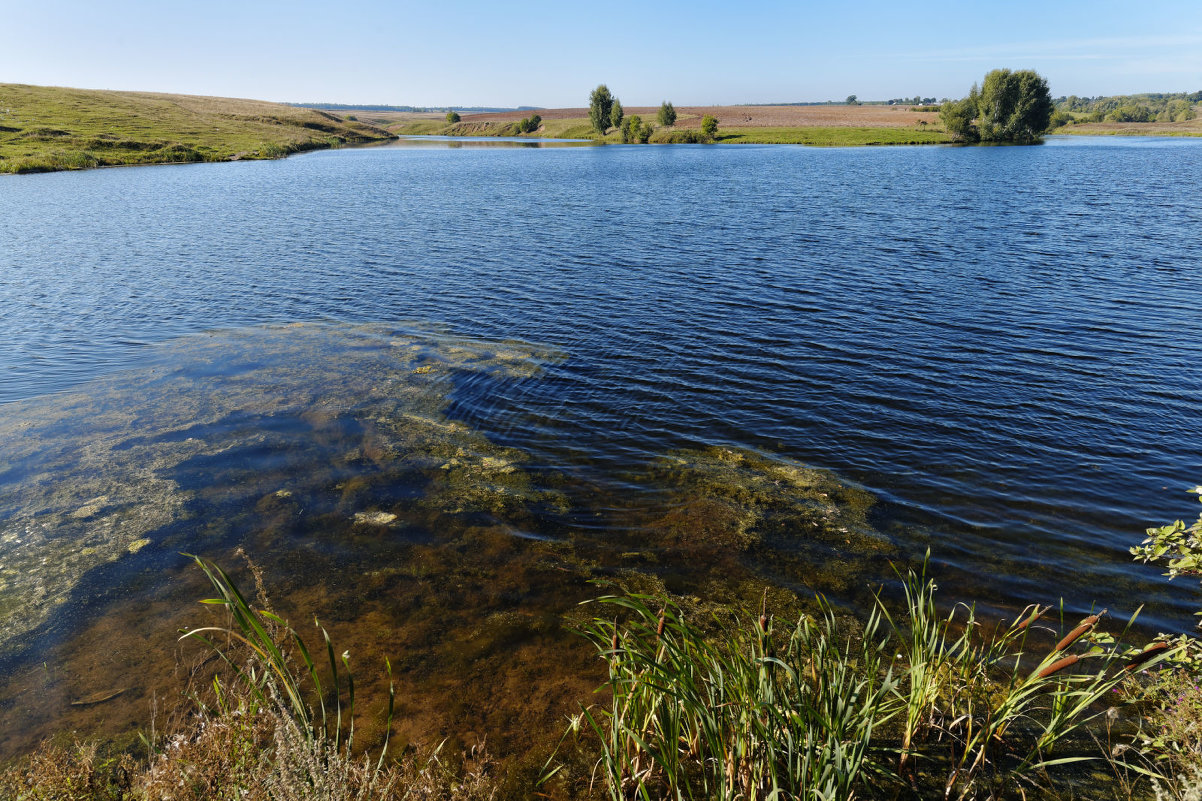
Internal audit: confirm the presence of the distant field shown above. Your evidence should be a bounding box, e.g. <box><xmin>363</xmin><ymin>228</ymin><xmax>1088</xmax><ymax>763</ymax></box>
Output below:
<box><xmin>0</xmin><ymin>84</ymin><xmax>395</xmax><ymax>174</ymax></box>
<box><xmin>376</xmin><ymin>104</ymin><xmax>953</xmax><ymax>146</ymax></box>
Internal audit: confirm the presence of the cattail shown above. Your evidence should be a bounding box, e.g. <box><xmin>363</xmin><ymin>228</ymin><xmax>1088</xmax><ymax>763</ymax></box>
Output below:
<box><xmin>759</xmin><ymin>588</ymin><xmax>769</xmax><ymax>634</ymax></box>
<box><xmin>1125</xmin><ymin>642</ymin><xmax>1171</xmax><ymax>671</ymax></box>
<box><xmin>656</xmin><ymin>610</ymin><xmax>666</xmax><ymax>639</ymax></box>
<box><xmin>611</xmin><ymin>618</ymin><xmax>619</xmax><ymax>653</ymax></box>
<box><xmin>1053</xmin><ymin>611</ymin><xmax>1105</xmax><ymax>653</ymax></box>
<box><xmin>1037</xmin><ymin>653</ymin><xmax>1080</xmax><ymax>679</ymax></box>
<box><xmin>1015</xmin><ymin>604</ymin><xmax>1048</xmax><ymax>631</ymax></box>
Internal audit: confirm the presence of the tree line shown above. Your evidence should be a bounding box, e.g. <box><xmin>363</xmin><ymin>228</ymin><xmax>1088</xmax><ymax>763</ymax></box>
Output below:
<box><xmin>1054</xmin><ymin>91</ymin><xmax>1199</xmax><ymax>124</ymax></box>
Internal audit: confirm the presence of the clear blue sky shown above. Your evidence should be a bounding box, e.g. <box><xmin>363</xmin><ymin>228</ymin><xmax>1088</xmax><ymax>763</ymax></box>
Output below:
<box><xmin>3</xmin><ymin>1</ymin><xmax>1200</xmax><ymax>106</ymax></box>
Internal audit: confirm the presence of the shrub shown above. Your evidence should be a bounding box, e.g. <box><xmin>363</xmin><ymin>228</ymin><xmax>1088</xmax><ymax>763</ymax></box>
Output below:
<box><xmin>515</xmin><ymin>114</ymin><xmax>542</xmax><ymax>134</ymax></box>
<box><xmin>621</xmin><ymin>114</ymin><xmax>641</xmax><ymax>143</ymax></box>
<box><xmin>445</xmin><ymin>111</ymin><xmax>460</xmax><ymax>123</ymax></box>
<box><xmin>648</xmin><ymin>128</ymin><xmax>705</xmax><ymax>144</ymax></box>
<box><xmin>1049</xmin><ymin>109</ymin><xmax>1073</xmax><ymax>129</ymax></box>
<box><xmin>700</xmin><ymin>115</ymin><xmax>719</xmax><ymax>139</ymax></box>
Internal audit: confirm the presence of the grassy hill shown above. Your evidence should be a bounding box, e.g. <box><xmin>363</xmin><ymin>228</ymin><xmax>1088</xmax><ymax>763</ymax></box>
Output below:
<box><xmin>0</xmin><ymin>84</ymin><xmax>395</xmax><ymax>174</ymax></box>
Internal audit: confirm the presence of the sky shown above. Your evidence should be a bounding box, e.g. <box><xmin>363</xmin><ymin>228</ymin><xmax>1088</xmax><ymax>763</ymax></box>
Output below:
<box><xmin>2</xmin><ymin>0</ymin><xmax>1200</xmax><ymax>107</ymax></box>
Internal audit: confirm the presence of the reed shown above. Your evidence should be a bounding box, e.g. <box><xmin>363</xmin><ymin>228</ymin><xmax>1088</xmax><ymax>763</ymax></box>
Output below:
<box><xmin>560</xmin><ymin>558</ymin><xmax>1173</xmax><ymax>801</ymax></box>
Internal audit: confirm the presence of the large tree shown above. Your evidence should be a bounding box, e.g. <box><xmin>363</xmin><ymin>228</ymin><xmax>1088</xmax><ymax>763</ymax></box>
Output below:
<box><xmin>589</xmin><ymin>84</ymin><xmax>615</xmax><ymax>134</ymax></box>
<box><xmin>976</xmin><ymin>69</ymin><xmax>1053</xmax><ymax>143</ymax></box>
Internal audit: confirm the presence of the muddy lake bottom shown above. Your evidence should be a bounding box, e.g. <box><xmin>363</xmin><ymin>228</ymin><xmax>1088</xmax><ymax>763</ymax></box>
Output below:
<box><xmin>1</xmin><ymin>135</ymin><xmax>1201</xmax><ymax>762</ymax></box>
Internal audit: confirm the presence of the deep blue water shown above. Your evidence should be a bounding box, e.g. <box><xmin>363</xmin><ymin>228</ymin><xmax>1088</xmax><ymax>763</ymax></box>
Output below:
<box><xmin>2</xmin><ymin>135</ymin><xmax>1202</xmax><ymax>627</ymax></box>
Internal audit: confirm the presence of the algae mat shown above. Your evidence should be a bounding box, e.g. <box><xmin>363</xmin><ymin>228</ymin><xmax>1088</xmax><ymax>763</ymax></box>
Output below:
<box><xmin>0</xmin><ymin>322</ymin><xmax>893</xmax><ymax>761</ymax></box>
<box><xmin>0</xmin><ymin>322</ymin><xmax>567</xmax><ymax>655</ymax></box>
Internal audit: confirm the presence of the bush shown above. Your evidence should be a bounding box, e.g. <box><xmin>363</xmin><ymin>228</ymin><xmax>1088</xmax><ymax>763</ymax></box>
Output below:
<box><xmin>1049</xmin><ymin>109</ymin><xmax>1073</xmax><ymax>129</ymax></box>
<box><xmin>515</xmin><ymin>114</ymin><xmax>541</xmax><ymax>134</ymax></box>
<box><xmin>620</xmin><ymin>114</ymin><xmax>641</xmax><ymax>143</ymax></box>
<box><xmin>648</xmin><ymin>128</ymin><xmax>706</xmax><ymax>144</ymax></box>
<box><xmin>445</xmin><ymin>111</ymin><xmax>460</xmax><ymax>123</ymax></box>
<box><xmin>701</xmin><ymin>114</ymin><xmax>718</xmax><ymax>139</ymax></box>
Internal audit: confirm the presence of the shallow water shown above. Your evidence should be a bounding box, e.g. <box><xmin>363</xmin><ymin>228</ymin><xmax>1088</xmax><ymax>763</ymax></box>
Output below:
<box><xmin>1</xmin><ymin>135</ymin><xmax>1201</xmax><ymax>757</ymax></box>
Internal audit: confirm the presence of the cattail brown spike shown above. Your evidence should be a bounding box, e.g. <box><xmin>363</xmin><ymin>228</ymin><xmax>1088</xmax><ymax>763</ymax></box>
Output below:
<box><xmin>1037</xmin><ymin>654</ymin><xmax>1080</xmax><ymax>679</ymax></box>
<box><xmin>1014</xmin><ymin>604</ymin><xmax>1048</xmax><ymax>631</ymax></box>
<box><xmin>611</xmin><ymin>618</ymin><xmax>619</xmax><ymax>653</ymax></box>
<box><xmin>1054</xmin><ymin>610</ymin><xmax>1105</xmax><ymax>653</ymax></box>
<box><xmin>759</xmin><ymin>588</ymin><xmax>769</xmax><ymax>634</ymax></box>
<box><xmin>1124</xmin><ymin>642</ymin><xmax>1170</xmax><ymax>671</ymax></box>
<box><xmin>656</xmin><ymin>610</ymin><xmax>666</xmax><ymax>639</ymax></box>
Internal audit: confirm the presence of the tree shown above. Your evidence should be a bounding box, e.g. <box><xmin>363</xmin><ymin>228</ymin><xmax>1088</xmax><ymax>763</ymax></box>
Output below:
<box><xmin>700</xmin><ymin>115</ymin><xmax>719</xmax><ymax>140</ymax></box>
<box><xmin>621</xmin><ymin>115</ymin><xmax>640</xmax><ymax>143</ymax></box>
<box><xmin>657</xmin><ymin>101</ymin><xmax>677</xmax><ymax>126</ymax></box>
<box><xmin>845</xmin><ymin>94</ymin><xmax>859</xmax><ymax>106</ymax></box>
<box><xmin>446</xmin><ymin>111</ymin><xmax>460</xmax><ymax>123</ymax></box>
<box><xmin>976</xmin><ymin>68</ymin><xmax>1053</xmax><ymax>143</ymax></box>
<box><xmin>610</xmin><ymin>99</ymin><xmax>624</xmax><ymax>133</ymax></box>
<box><xmin>939</xmin><ymin>95</ymin><xmax>979</xmax><ymax>142</ymax></box>
<box><xmin>637</xmin><ymin>120</ymin><xmax>653</xmax><ymax>144</ymax></box>
<box><xmin>589</xmin><ymin>84</ymin><xmax>615</xmax><ymax>134</ymax></box>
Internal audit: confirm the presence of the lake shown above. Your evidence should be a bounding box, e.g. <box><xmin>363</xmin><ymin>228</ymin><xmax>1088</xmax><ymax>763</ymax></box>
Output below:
<box><xmin>1</xmin><ymin>135</ymin><xmax>1200</xmax><ymax>757</ymax></box>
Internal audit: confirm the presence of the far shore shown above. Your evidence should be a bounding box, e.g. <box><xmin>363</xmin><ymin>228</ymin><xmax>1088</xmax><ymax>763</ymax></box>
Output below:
<box><xmin>373</xmin><ymin>103</ymin><xmax>954</xmax><ymax>147</ymax></box>
<box><xmin>361</xmin><ymin>102</ymin><xmax>1202</xmax><ymax>147</ymax></box>
<box><xmin>6</xmin><ymin>83</ymin><xmax>1202</xmax><ymax>176</ymax></box>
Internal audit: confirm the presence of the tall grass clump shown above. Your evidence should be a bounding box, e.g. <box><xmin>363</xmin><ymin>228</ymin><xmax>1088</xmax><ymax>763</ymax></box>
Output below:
<box><xmin>882</xmin><ymin>561</ymin><xmax>1166</xmax><ymax>799</ymax></box>
<box><xmin>562</xmin><ymin>592</ymin><xmax>895</xmax><ymax>800</ymax></box>
<box><xmin>560</xmin><ymin>558</ymin><xmax>1171</xmax><ymax>801</ymax></box>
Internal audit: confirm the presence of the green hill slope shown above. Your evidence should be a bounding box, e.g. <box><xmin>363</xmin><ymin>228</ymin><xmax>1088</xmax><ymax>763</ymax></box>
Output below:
<box><xmin>0</xmin><ymin>84</ymin><xmax>395</xmax><ymax>174</ymax></box>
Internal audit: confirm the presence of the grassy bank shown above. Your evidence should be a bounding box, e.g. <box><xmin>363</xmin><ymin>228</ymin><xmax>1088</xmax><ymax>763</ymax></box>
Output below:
<box><xmin>0</xmin><ymin>84</ymin><xmax>396</xmax><ymax>174</ymax></box>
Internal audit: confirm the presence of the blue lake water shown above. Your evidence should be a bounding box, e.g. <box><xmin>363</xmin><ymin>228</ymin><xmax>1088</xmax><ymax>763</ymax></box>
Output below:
<box><xmin>1</xmin><ymin>135</ymin><xmax>1201</xmax><ymax>752</ymax></box>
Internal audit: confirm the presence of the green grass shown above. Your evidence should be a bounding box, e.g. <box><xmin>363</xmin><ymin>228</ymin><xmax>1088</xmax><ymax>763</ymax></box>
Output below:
<box><xmin>0</xmin><ymin>84</ymin><xmax>395</xmax><ymax>174</ymax></box>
